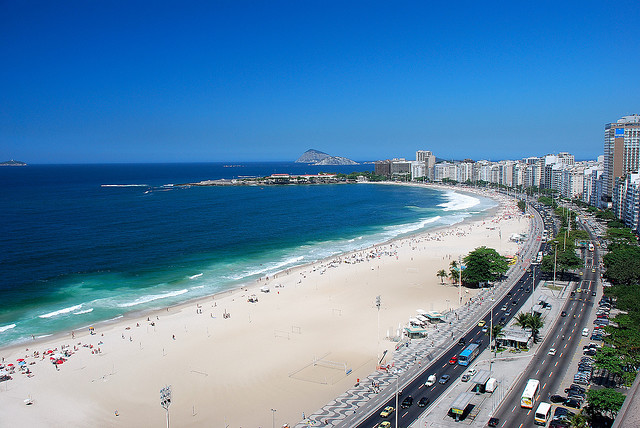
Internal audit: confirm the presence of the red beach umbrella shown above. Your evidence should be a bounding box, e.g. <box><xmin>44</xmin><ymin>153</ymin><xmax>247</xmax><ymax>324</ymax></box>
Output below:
<box><xmin>16</xmin><ymin>359</ymin><xmax>25</xmax><ymax>362</ymax></box>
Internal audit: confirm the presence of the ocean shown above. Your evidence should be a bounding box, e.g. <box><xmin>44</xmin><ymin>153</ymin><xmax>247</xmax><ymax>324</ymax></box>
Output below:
<box><xmin>0</xmin><ymin>163</ymin><xmax>496</xmax><ymax>347</ymax></box>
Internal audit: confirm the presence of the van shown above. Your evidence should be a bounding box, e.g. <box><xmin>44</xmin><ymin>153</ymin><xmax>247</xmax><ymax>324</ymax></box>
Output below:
<box><xmin>534</xmin><ymin>402</ymin><xmax>551</xmax><ymax>425</ymax></box>
<box><xmin>425</xmin><ymin>375</ymin><xmax>436</xmax><ymax>387</ymax></box>
<box><xmin>485</xmin><ymin>378</ymin><xmax>498</xmax><ymax>393</ymax></box>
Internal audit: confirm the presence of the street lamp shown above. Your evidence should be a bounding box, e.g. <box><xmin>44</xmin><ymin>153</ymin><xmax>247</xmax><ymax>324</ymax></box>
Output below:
<box><xmin>270</xmin><ymin>408</ymin><xmax>276</xmax><ymax>428</ymax></box>
<box><xmin>160</xmin><ymin>385</ymin><xmax>172</xmax><ymax>428</ymax></box>
<box><xmin>376</xmin><ymin>295</ymin><xmax>381</xmax><ymax>361</ymax></box>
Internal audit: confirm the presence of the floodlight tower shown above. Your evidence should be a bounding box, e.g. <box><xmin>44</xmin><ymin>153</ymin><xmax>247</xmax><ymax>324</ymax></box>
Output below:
<box><xmin>160</xmin><ymin>385</ymin><xmax>172</xmax><ymax>428</ymax></box>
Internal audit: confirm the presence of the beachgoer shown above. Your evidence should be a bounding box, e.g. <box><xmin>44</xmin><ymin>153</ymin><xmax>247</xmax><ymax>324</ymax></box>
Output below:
<box><xmin>172</xmin><ymin>335</ymin><xmax>175</xmax><ymax>340</ymax></box>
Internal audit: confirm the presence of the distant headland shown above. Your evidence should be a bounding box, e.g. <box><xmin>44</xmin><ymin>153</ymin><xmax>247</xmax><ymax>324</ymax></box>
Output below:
<box><xmin>295</xmin><ymin>149</ymin><xmax>358</xmax><ymax>166</ymax></box>
<box><xmin>0</xmin><ymin>160</ymin><xmax>27</xmax><ymax>166</ymax></box>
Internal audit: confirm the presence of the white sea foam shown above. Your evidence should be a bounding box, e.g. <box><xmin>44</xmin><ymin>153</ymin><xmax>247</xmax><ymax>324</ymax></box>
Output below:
<box><xmin>382</xmin><ymin>216</ymin><xmax>442</xmax><ymax>236</ymax></box>
<box><xmin>0</xmin><ymin>324</ymin><xmax>16</xmax><ymax>333</ymax></box>
<box><xmin>101</xmin><ymin>184</ymin><xmax>148</xmax><ymax>187</ymax></box>
<box><xmin>36</xmin><ymin>334</ymin><xmax>53</xmax><ymax>339</ymax></box>
<box><xmin>118</xmin><ymin>289</ymin><xmax>189</xmax><ymax>308</ymax></box>
<box><xmin>189</xmin><ymin>273</ymin><xmax>203</xmax><ymax>279</ymax></box>
<box><xmin>438</xmin><ymin>191</ymin><xmax>480</xmax><ymax>211</ymax></box>
<box><xmin>225</xmin><ymin>255</ymin><xmax>305</xmax><ymax>280</ymax></box>
<box><xmin>39</xmin><ymin>304</ymin><xmax>83</xmax><ymax>319</ymax></box>
<box><xmin>191</xmin><ymin>285</ymin><xmax>205</xmax><ymax>290</ymax></box>
<box><xmin>73</xmin><ymin>308</ymin><xmax>94</xmax><ymax>315</ymax></box>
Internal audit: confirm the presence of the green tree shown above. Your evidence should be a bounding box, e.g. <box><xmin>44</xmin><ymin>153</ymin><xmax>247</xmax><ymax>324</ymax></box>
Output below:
<box><xmin>586</xmin><ymin>388</ymin><xmax>625</xmax><ymax>420</ymax></box>
<box><xmin>603</xmin><ymin>245</ymin><xmax>640</xmax><ymax>285</ymax></box>
<box><xmin>491</xmin><ymin>324</ymin><xmax>504</xmax><ymax>356</ymax></box>
<box><xmin>570</xmin><ymin>411</ymin><xmax>588</xmax><ymax>428</ymax></box>
<box><xmin>514</xmin><ymin>312</ymin><xmax>530</xmax><ymax>332</ymax></box>
<box><xmin>606</xmin><ymin>228</ymin><xmax>638</xmax><ymax>245</ymax></box>
<box><xmin>517</xmin><ymin>200</ymin><xmax>526</xmax><ymax>213</ymax></box>
<box><xmin>436</xmin><ymin>269</ymin><xmax>448</xmax><ymax>284</ymax></box>
<box><xmin>528</xmin><ymin>313</ymin><xmax>544</xmax><ymax>343</ymax></box>
<box><xmin>449</xmin><ymin>260</ymin><xmax>459</xmax><ymax>284</ymax></box>
<box><xmin>461</xmin><ymin>247</ymin><xmax>509</xmax><ymax>287</ymax></box>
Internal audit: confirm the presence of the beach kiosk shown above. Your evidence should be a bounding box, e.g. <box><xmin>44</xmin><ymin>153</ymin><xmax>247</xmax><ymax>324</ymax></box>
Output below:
<box><xmin>425</xmin><ymin>311</ymin><xmax>444</xmax><ymax>324</ymax></box>
<box><xmin>496</xmin><ymin>328</ymin><xmax>532</xmax><ymax>350</ymax></box>
<box><xmin>470</xmin><ymin>370</ymin><xmax>491</xmax><ymax>393</ymax></box>
<box><xmin>449</xmin><ymin>392</ymin><xmax>475</xmax><ymax>421</ymax></box>
<box><xmin>403</xmin><ymin>325</ymin><xmax>427</xmax><ymax>339</ymax></box>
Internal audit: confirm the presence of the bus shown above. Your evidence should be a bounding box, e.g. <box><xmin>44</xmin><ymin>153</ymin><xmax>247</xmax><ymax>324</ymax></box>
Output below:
<box><xmin>458</xmin><ymin>343</ymin><xmax>480</xmax><ymax>366</ymax></box>
<box><xmin>521</xmin><ymin>379</ymin><xmax>540</xmax><ymax>408</ymax></box>
<box><xmin>588</xmin><ymin>242</ymin><xmax>595</xmax><ymax>252</ymax></box>
<box><xmin>534</xmin><ymin>402</ymin><xmax>551</xmax><ymax>425</ymax></box>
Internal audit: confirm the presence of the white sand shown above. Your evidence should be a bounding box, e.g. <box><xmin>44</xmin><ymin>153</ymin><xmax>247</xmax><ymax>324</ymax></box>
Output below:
<box><xmin>0</xmin><ymin>187</ymin><xmax>529</xmax><ymax>428</ymax></box>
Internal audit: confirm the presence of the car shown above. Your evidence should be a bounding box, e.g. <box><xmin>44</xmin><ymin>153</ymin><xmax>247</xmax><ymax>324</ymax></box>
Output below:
<box><xmin>482</xmin><ymin>326</ymin><xmax>489</xmax><ymax>333</ymax></box>
<box><xmin>458</xmin><ymin>338</ymin><xmax>466</xmax><ymax>346</ymax></box>
<box><xmin>478</xmin><ymin>320</ymin><xmax>486</xmax><ymax>327</ymax></box>
<box><xmin>565</xmin><ymin>384</ymin><xmax>586</xmax><ymax>394</ymax></box>
<box><xmin>584</xmin><ymin>349</ymin><xmax>597</xmax><ymax>356</ymax></box>
<box><xmin>439</xmin><ymin>374</ymin><xmax>451</xmax><ymax>384</ymax></box>
<box><xmin>501</xmin><ymin>305</ymin><xmax>508</xmax><ymax>311</ymax></box>
<box><xmin>525</xmin><ymin>287</ymin><xmax>530</xmax><ymax>292</ymax></box>
<box><xmin>548</xmin><ymin>348</ymin><xmax>557</xmax><ymax>356</ymax></box>
<box><xmin>592</xmin><ymin>268</ymin><xmax>596</xmax><ymax>273</ymax></box>
<box><xmin>401</xmin><ymin>396</ymin><xmax>413</xmax><ymax>408</ymax></box>
<box><xmin>512</xmin><ymin>300</ymin><xmax>517</xmax><ymax>305</ymax></box>
<box><xmin>474</xmin><ymin>339</ymin><xmax>482</xmax><ymax>345</ymax></box>
<box><xmin>505</xmin><ymin>311</ymin><xmax>511</xmax><ymax>316</ymax></box>
<box><xmin>582</xmin><ymin>328</ymin><xmax>589</xmax><ymax>336</ymax></box>
<box><xmin>570</xmin><ymin>291</ymin><xmax>576</xmax><ymax>296</ymax></box>
<box><xmin>467</xmin><ymin>368</ymin><xmax>477</xmax><ymax>376</ymax></box>
<box><xmin>592</xmin><ymin>291</ymin><xmax>597</xmax><ymax>296</ymax></box>
<box><xmin>449</xmin><ymin>356</ymin><xmax>458</xmax><ymax>364</ymax></box>
<box><xmin>507</xmin><ymin>292</ymin><xmax>512</xmax><ymax>297</ymax></box>
<box><xmin>380</xmin><ymin>406</ymin><xmax>394</xmax><ymax>418</ymax></box>
<box><xmin>425</xmin><ymin>374</ymin><xmax>436</xmax><ymax>387</ymax></box>
<box><xmin>549</xmin><ymin>394</ymin><xmax>566</xmax><ymax>403</ymax></box>
<box><xmin>549</xmin><ymin>420</ymin><xmax>571</xmax><ymax>428</ymax></box>
<box><xmin>418</xmin><ymin>396</ymin><xmax>430</xmax><ymax>407</ymax></box>
<box><xmin>462</xmin><ymin>374</ymin><xmax>471</xmax><ymax>382</ymax></box>
<box><xmin>565</xmin><ymin>398</ymin><xmax>582</xmax><ymax>408</ymax></box>
<box><xmin>380</xmin><ymin>422</ymin><xmax>391</xmax><ymax>428</ymax></box>
<box><xmin>561</xmin><ymin>311</ymin><xmax>567</xmax><ymax>317</ymax></box>
<box><xmin>499</xmin><ymin>317</ymin><xmax>506</xmax><ymax>325</ymax></box>
<box><xmin>488</xmin><ymin>417</ymin><xmax>500</xmax><ymax>427</ymax></box>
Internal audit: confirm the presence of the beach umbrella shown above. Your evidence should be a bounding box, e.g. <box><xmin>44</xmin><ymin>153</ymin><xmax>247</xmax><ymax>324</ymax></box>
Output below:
<box><xmin>16</xmin><ymin>358</ymin><xmax>24</xmax><ymax>362</ymax></box>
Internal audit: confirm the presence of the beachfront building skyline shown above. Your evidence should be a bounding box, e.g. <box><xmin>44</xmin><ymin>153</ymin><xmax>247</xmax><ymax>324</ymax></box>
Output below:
<box><xmin>603</xmin><ymin>115</ymin><xmax>640</xmax><ymax>205</ymax></box>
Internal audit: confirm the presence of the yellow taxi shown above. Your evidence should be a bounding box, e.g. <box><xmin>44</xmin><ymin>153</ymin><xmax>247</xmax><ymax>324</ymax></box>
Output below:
<box><xmin>478</xmin><ymin>320</ymin><xmax>486</xmax><ymax>327</ymax></box>
<box><xmin>380</xmin><ymin>406</ymin><xmax>394</xmax><ymax>418</ymax></box>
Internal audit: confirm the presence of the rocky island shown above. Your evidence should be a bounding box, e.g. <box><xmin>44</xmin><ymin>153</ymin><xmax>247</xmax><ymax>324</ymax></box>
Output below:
<box><xmin>295</xmin><ymin>149</ymin><xmax>358</xmax><ymax>165</ymax></box>
<box><xmin>0</xmin><ymin>160</ymin><xmax>27</xmax><ymax>166</ymax></box>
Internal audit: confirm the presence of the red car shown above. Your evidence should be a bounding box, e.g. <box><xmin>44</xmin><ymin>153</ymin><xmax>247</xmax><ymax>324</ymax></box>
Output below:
<box><xmin>449</xmin><ymin>356</ymin><xmax>458</xmax><ymax>364</ymax></box>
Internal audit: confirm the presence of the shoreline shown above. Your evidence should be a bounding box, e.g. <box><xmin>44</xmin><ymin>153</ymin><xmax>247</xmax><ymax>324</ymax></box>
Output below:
<box><xmin>0</xmin><ymin>185</ymin><xmax>527</xmax><ymax>428</ymax></box>
<box><xmin>0</xmin><ymin>183</ymin><xmax>495</xmax><ymax>353</ymax></box>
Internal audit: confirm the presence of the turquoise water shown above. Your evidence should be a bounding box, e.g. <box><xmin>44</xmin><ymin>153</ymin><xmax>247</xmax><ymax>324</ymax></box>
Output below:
<box><xmin>0</xmin><ymin>163</ymin><xmax>496</xmax><ymax>346</ymax></box>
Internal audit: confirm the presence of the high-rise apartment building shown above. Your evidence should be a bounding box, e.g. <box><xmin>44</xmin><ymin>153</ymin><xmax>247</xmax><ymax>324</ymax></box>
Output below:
<box><xmin>603</xmin><ymin>115</ymin><xmax>640</xmax><ymax>204</ymax></box>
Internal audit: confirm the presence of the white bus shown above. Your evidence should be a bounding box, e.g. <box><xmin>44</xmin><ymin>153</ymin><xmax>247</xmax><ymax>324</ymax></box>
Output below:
<box><xmin>520</xmin><ymin>379</ymin><xmax>540</xmax><ymax>408</ymax></box>
<box><xmin>534</xmin><ymin>402</ymin><xmax>551</xmax><ymax>425</ymax></box>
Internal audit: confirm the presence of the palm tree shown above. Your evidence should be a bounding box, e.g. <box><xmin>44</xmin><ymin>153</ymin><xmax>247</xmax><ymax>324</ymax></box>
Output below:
<box><xmin>570</xmin><ymin>411</ymin><xmax>588</xmax><ymax>427</ymax></box>
<box><xmin>449</xmin><ymin>260</ymin><xmax>459</xmax><ymax>284</ymax></box>
<box><xmin>514</xmin><ymin>312</ymin><xmax>530</xmax><ymax>332</ymax></box>
<box><xmin>491</xmin><ymin>324</ymin><xmax>504</xmax><ymax>356</ymax></box>
<box><xmin>528</xmin><ymin>313</ymin><xmax>544</xmax><ymax>344</ymax></box>
<box><xmin>436</xmin><ymin>269</ymin><xmax>448</xmax><ymax>284</ymax></box>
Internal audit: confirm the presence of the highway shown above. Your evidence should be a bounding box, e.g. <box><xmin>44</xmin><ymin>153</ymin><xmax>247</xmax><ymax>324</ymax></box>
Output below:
<box><xmin>351</xmin><ymin>202</ymin><xmax>553</xmax><ymax>428</ymax></box>
<box><xmin>488</xmin><ymin>213</ymin><xmax>601</xmax><ymax>428</ymax></box>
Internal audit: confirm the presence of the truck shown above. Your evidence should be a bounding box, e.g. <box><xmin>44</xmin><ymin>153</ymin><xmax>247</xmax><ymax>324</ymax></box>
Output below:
<box><xmin>485</xmin><ymin>378</ymin><xmax>498</xmax><ymax>393</ymax></box>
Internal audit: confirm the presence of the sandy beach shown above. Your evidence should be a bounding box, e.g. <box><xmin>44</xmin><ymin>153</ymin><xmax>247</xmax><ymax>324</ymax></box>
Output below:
<box><xmin>0</xmin><ymin>186</ymin><xmax>530</xmax><ymax>428</ymax></box>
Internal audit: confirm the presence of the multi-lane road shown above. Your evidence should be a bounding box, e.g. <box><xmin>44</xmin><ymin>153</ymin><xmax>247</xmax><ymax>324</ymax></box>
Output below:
<box><xmin>489</xmin><ymin>215</ymin><xmax>601</xmax><ymax>427</ymax></box>
<box><xmin>352</xmin><ymin>202</ymin><xmax>556</xmax><ymax>428</ymax></box>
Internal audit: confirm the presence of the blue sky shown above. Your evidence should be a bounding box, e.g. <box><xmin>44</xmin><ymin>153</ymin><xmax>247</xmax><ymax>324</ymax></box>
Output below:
<box><xmin>1</xmin><ymin>1</ymin><xmax>639</xmax><ymax>164</ymax></box>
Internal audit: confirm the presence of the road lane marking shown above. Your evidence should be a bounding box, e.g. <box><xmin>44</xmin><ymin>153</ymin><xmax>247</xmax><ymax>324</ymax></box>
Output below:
<box><xmin>511</xmin><ymin>405</ymin><xmax>517</xmax><ymax>413</ymax></box>
<box><xmin>402</xmin><ymin>411</ymin><xmax>408</xmax><ymax>418</ymax></box>
<box><xmin>549</xmin><ymin>371</ymin><xmax>553</xmax><ymax>377</ymax></box>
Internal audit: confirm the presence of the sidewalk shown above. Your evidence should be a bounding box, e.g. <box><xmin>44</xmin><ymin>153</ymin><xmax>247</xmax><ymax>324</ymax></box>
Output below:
<box><xmin>410</xmin><ymin>280</ymin><xmax>572</xmax><ymax>428</ymax></box>
<box><xmin>296</xmin><ymin>207</ymin><xmax>544</xmax><ymax>428</ymax></box>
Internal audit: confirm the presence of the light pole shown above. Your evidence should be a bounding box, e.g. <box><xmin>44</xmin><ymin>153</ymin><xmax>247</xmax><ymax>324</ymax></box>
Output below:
<box><xmin>395</xmin><ymin>374</ymin><xmax>399</xmax><ymax>428</ymax></box>
<box><xmin>376</xmin><ymin>295</ymin><xmax>381</xmax><ymax>361</ymax></box>
<box><xmin>160</xmin><ymin>385</ymin><xmax>172</xmax><ymax>428</ymax></box>
<box><xmin>270</xmin><ymin>408</ymin><xmax>276</xmax><ymax>428</ymax></box>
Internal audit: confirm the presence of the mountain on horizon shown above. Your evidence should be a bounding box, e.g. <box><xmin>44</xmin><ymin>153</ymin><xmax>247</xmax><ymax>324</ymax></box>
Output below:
<box><xmin>295</xmin><ymin>149</ymin><xmax>358</xmax><ymax>166</ymax></box>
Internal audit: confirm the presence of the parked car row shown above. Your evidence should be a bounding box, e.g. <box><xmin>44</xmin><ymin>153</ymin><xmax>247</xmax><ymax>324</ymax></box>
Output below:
<box><xmin>573</xmin><ymin>356</ymin><xmax>594</xmax><ymax>386</ymax></box>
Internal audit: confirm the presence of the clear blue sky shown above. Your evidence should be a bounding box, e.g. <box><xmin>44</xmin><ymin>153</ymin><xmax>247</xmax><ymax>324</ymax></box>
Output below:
<box><xmin>1</xmin><ymin>1</ymin><xmax>639</xmax><ymax>164</ymax></box>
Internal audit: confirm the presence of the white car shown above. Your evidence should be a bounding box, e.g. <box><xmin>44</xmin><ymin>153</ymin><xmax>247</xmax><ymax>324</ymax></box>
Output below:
<box><xmin>582</xmin><ymin>328</ymin><xmax>589</xmax><ymax>337</ymax></box>
<box><xmin>548</xmin><ymin>348</ymin><xmax>556</xmax><ymax>356</ymax></box>
<box><xmin>425</xmin><ymin>374</ymin><xmax>436</xmax><ymax>387</ymax></box>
